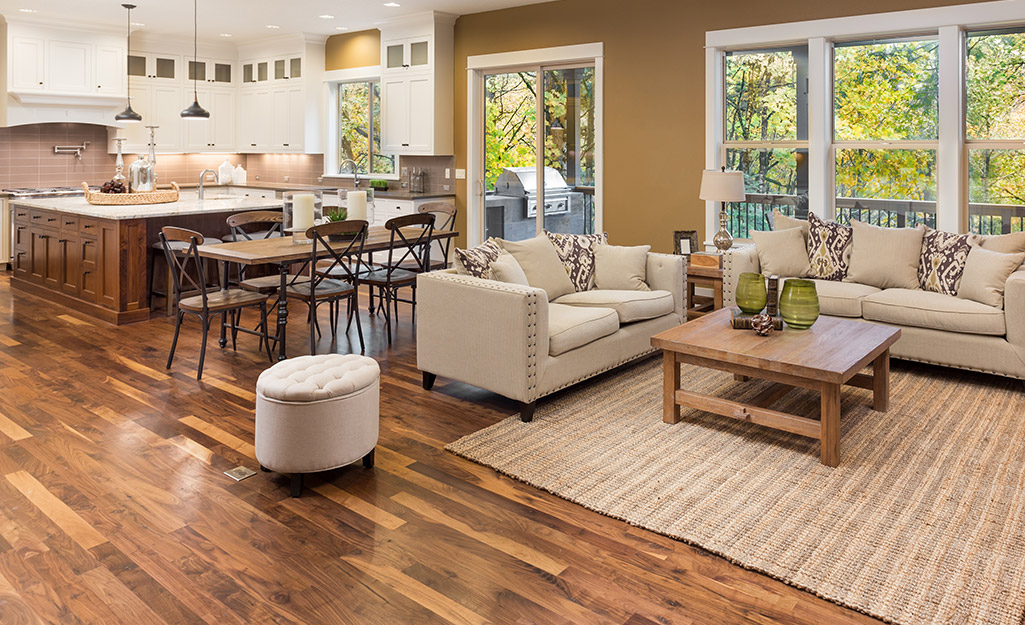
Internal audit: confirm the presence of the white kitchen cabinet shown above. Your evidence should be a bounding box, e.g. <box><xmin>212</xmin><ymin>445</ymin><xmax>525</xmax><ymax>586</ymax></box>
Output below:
<box><xmin>383</xmin><ymin>36</ymin><xmax>432</xmax><ymax>73</ymax></box>
<box><xmin>227</xmin><ymin>188</ymin><xmax>277</xmax><ymax>200</ymax></box>
<box><xmin>127</xmin><ymin>52</ymin><xmax>179</xmax><ymax>82</ymax></box>
<box><xmin>188</xmin><ymin>58</ymin><xmax>234</xmax><ymax>86</ymax></box>
<box><xmin>94</xmin><ymin>46</ymin><xmax>125</xmax><ymax>94</ymax></box>
<box><xmin>121</xmin><ymin>82</ymin><xmax>182</xmax><ymax>152</ymax></box>
<box><xmin>272</xmin><ymin>56</ymin><xmax>302</xmax><ymax>82</ymax></box>
<box><xmin>10</xmin><ymin>36</ymin><xmax>45</xmax><ymax>91</ymax></box>
<box><xmin>184</xmin><ymin>89</ymin><xmax>235</xmax><ymax>151</ymax></box>
<box><xmin>48</xmin><ymin>40</ymin><xmax>91</xmax><ymax>92</ymax></box>
<box><xmin>238</xmin><ymin>89</ymin><xmax>272</xmax><ymax>151</ymax></box>
<box><xmin>382</xmin><ymin>73</ymin><xmax>435</xmax><ymax>154</ymax></box>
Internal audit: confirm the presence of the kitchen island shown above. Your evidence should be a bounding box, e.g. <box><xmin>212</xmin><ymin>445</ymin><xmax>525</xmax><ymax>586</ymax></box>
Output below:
<box><xmin>10</xmin><ymin>193</ymin><xmax>283</xmax><ymax>325</ymax></box>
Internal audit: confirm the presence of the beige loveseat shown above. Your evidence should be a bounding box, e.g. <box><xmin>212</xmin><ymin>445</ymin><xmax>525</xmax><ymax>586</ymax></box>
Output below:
<box><xmin>724</xmin><ymin>245</ymin><xmax>1025</xmax><ymax>380</ymax></box>
<box><xmin>416</xmin><ymin>253</ymin><xmax>686</xmax><ymax>421</ymax></box>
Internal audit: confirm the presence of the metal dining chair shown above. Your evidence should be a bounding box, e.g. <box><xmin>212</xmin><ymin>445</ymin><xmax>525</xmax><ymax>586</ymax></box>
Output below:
<box><xmin>161</xmin><ymin>227</ymin><xmax>273</xmax><ymax>380</ymax></box>
<box><xmin>285</xmin><ymin>220</ymin><xmax>369</xmax><ymax>355</ymax></box>
<box><xmin>376</xmin><ymin>202</ymin><xmax>457</xmax><ymax>272</ymax></box>
<box><xmin>223</xmin><ymin>210</ymin><xmax>300</xmax><ymax>294</ymax></box>
<box><xmin>360</xmin><ymin>213</ymin><xmax>435</xmax><ymax>343</ymax></box>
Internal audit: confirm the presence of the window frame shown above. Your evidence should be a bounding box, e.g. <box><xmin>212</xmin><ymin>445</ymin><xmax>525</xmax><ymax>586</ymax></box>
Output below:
<box><xmin>705</xmin><ymin>2</ymin><xmax>1025</xmax><ymax>241</ymax></box>
<box><xmin>323</xmin><ymin>66</ymin><xmax>400</xmax><ymax>181</ymax></box>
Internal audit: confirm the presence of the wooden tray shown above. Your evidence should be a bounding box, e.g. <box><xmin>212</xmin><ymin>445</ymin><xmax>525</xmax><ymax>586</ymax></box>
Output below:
<box><xmin>82</xmin><ymin>181</ymin><xmax>179</xmax><ymax>205</ymax></box>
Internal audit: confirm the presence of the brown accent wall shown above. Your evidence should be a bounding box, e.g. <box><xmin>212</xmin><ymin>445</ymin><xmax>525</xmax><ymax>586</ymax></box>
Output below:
<box><xmin>451</xmin><ymin>0</ymin><xmax>996</xmax><ymax>251</ymax></box>
<box><xmin>326</xmin><ymin>29</ymin><xmax>382</xmax><ymax>70</ymax></box>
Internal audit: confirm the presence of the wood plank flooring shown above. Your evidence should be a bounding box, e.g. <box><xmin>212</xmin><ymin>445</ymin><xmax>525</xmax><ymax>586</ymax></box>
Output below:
<box><xmin>0</xmin><ymin>273</ymin><xmax>884</xmax><ymax>625</ymax></box>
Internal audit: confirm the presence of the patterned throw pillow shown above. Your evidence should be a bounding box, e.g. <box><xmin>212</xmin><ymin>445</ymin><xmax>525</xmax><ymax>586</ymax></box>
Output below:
<box><xmin>544</xmin><ymin>231</ymin><xmax>609</xmax><ymax>291</ymax></box>
<box><xmin>918</xmin><ymin>228</ymin><xmax>979</xmax><ymax>295</ymax></box>
<box><xmin>806</xmin><ymin>212</ymin><xmax>853</xmax><ymax>281</ymax></box>
<box><xmin>454</xmin><ymin>238</ymin><xmax>502</xmax><ymax>279</ymax></box>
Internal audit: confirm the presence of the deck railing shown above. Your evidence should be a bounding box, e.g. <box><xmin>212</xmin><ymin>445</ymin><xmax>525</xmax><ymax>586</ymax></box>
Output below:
<box><xmin>728</xmin><ymin>194</ymin><xmax>1025</xmax><ymax>236</ymax></box>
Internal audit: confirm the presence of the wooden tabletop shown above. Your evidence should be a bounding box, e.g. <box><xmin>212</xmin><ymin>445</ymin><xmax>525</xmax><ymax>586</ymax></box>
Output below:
<box><xmin>197</xmin><ymin>226</ymin><xmax>458</xmax><ymax>265</ymax></box>
<box><xmin>651</xmin><ymin>307</ymin><xmax>900</xmax><ymax>384</ymax></box>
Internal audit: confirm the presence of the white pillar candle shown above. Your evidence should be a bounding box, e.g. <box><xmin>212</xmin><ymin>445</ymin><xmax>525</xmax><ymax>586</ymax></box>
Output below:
<box><xmin>292</xmin><ymin>193</ymin><xmax>316</xmax><ymax>231</ymax></box>
<box><xmin>347</xmin><ymin>191</ymin><xmax>367</xmax><ymax>221</ymax></box>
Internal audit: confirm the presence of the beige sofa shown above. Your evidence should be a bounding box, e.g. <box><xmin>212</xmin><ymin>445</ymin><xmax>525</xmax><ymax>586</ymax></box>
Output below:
<box><xmin>417</xmin><ymin>253</ymin><xmax>686</xmax><ymax>421</ymax></box>
<box><xmin>724</xmin><ymin>245</ymin><xmax>1025</xmax><ymax>380</ymax></box>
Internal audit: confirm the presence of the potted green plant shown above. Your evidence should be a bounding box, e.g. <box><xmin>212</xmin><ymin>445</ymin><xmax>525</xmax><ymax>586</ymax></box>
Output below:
<box><xmin>324</xmin><ymin>206</ymin><xmax>348</xmax><ymax>223</ymax></box>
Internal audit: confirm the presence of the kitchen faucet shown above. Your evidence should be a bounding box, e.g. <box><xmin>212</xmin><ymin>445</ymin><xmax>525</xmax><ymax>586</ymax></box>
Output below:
<box><xmin>339</xmin><ymin>159</ymin><xmax>362</xmax><ymax>188</ymax></box>
<box><xmin>198</xmin><ymin>169</ymin><xmax>218</xmax><ymax>201</ymax></box>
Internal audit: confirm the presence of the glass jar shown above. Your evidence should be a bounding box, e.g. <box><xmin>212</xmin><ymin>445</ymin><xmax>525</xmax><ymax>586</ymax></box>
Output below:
<box><xmin>735</xmin><ymin>272</ymin><xmax>768</xmax><ymax>314</ymax></box>
<box><xmin>283</xmin><ymin>191</ymin><xmax>323</xmax><ymax>244</ymax></box>
<box><xmin>779</xmin><ymin>279</ymin><xmax>820</xmax><ymax>330</ymax></box>
<box><xmin>337</xmin><ymin>188</ymin><xmax>375</xmax><ymax>225</ymax></box>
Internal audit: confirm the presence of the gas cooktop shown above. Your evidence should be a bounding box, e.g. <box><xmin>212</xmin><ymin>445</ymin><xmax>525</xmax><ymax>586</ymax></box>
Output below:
<box><xmin>3</xmin><ymin>186</ymin><xmax>87</xmax><ymax>197</ymax></box>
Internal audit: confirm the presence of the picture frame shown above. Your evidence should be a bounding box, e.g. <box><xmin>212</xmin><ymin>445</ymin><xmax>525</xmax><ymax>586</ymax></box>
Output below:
<box><xmin>674</xmin><ymin>230</ymin><xmax>699</xmax><ymax>256</ymax></box>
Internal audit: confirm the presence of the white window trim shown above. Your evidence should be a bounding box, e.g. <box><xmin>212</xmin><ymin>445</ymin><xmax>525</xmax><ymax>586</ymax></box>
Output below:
<box><xmin>322</xmin><ymin>65</ymin><xmax>400</xmax><ymax>181</ymax></box>
<box><xmin>705</xmin><ymin>0</ymin><xmax>1025</xmax><ymax>239</ymax></box>
<box><xmin>466</xmin><ymin>42</ymin><xmax>604</xmax><ymax>246</ymax></box>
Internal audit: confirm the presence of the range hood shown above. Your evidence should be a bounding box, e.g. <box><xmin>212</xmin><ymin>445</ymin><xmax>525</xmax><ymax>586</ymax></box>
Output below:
<box><xmin>5</xmin><ymin>92</ymin><xmax>125</xmax><ymax>128</ymax></box>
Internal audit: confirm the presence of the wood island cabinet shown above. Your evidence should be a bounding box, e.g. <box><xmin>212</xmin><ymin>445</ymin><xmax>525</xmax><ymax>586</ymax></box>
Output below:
<box><xmin>11</xmin><ymin>205</ymin><xmax>149</xmax><ymax>325</ymax></box>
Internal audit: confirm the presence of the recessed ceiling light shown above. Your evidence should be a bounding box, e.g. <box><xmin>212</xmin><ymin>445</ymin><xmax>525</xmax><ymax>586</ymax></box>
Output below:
<box><xmin>319</xmin><ymin>14</ymin><xmax>334</xmax><ymax>19</ymax></box>
<box><xmin>131</xmin><ymin>22</ymin><xmax>145</xmax><ymax>26</ymax></box>
<box><xmin>18</xmin><ymin>8</ymin><xmax>37</xmax><ymax>12</ymax></box>
<box><xmin>266</xmin><ymin>24</ymin><xmax>280</xmax><ymax>29</ymax></box>
<box><xmin>219</xmin><ymin>33</ymin><xmax>232</xmax><ymax>37</ymax></box>
<box><xmin>384</xmin><ymin>2</ymin><xmax>400</xmax><ymax>6</ymax></box>
<box><xmin>335</xmin><ymin>26</ymin><xmax>348</xmax><ymax>31</ymax></box>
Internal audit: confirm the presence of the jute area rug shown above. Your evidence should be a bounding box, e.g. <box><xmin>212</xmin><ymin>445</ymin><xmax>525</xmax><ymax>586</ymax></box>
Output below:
<box><xmin>446</xmin><ymin>357</ymin><xmax>1025</xmax><ymax>625</ymax></box>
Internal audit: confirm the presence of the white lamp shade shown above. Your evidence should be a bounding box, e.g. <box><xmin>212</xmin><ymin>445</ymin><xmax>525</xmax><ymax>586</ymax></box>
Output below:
<box><xmin>699</xmin><ymin>169</ymin><xmax>747</xmax><ymax>202</ymax></box>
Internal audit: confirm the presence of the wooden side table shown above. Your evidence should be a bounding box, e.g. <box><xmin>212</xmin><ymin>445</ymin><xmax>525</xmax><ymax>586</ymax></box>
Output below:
<box><xmin>686</xmin><ymin>253</ymin><xmax>723</xmax><ymax>321</ymax></box>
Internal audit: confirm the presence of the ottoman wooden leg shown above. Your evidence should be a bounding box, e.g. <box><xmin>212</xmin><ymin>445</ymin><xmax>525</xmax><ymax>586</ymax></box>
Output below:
<box><xmin>422</xmin><ymin>372</ymin><xmax>437</xmax><ymax>390</ymax></box>
<box><xmin>290</xmin><ymin>474</ymin><xmax>304</xmax><ymax>498</ymax></box>
<box><xmin>362</xmin><ymin>448</ymin><xmax>375</xmax><ymax>469</ymax></box>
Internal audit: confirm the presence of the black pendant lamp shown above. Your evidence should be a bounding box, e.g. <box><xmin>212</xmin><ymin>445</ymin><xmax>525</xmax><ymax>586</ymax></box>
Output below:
<box><xmin>181</xmin><ymin>0</ymin><xmax>210</xmax><ymax>120</ymax></box>
<box><xmin>114</xmin><ymin>3</ymin><xmax>142</xmax><ymax>123</ymax></box>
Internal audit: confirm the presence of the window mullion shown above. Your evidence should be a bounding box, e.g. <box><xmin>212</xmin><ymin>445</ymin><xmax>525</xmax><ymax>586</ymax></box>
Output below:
<box><xmin>938</xmin><ymin>25</ymin><xmax>965</xmax><ymax>233</ymax></box>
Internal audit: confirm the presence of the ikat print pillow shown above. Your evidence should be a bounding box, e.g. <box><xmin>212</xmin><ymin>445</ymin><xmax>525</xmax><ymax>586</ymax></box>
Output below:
<box><xmin>806</xmin><ymin>212</ymin><xmax>853</xmax><ymax>281</ymax></box>
<box><xmin>918</xmin><ymin>227</ymin><xmax>980</xmax><ymax>295</ymax></box>
<box><xmin>544</xmin><ymin>230</ymin><xmax>609</xmax><ymax>291</ymax></box>
<box><xmin>454</xmin><ymin>238</ymin><xmax>502</xmax><ymax>279</ymax></box>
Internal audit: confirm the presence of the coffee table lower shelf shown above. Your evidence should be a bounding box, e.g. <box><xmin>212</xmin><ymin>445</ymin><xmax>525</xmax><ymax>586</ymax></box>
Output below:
<box><xmin>661</xmin><ymin>349</ymin><xmax>890</xmax><ymax>467</ymax></box>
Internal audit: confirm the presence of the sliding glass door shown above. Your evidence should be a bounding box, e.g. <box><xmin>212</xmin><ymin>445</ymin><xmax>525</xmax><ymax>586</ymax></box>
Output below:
<box><xmin>480</xmin><ymin>63</ymin><xmax>597</xmax><ymax>242</ymax></box>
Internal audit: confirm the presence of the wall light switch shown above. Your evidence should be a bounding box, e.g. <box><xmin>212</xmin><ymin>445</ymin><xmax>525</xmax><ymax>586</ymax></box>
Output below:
<box><xmin>283</xmin><ymin>175</ymin><xmax>289</xmax><ymax>182</ymax></box>
<box><xmin>401</xmin><ymin>167</ymin><xmax>408</xmax><ymax>176</ymax></box>
<box><xmin>444</xmin><ymin>168</ymin><xmax>451</xmax><ymax>178</ymax></box>
<box><xmin>442</xmin><ymin>184</ymin><xmax>450</xmax><ymax>191</ymax></box>
<box><xmin>455</xmin><ymin>169</ymin><xmax>466</xmax><ymax>179</ymax></box>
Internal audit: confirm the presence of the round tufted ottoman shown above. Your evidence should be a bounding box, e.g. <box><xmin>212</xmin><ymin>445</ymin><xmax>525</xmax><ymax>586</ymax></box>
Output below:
<box><xmin>255</xmin><ymin>353</ymin><xmax>380</xmax><ymax>497</ymax></box>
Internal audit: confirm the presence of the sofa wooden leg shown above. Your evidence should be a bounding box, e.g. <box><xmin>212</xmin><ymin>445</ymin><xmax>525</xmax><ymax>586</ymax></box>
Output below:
<box><xmin>519</xmin><ymin>401</ymin><xmax>536</xmax><ymax>423</ymax></box>
<box><xmin>290</xmin><ymin>474</ymin><xmax>304</xmax><ymax>498</ymax></box>
<box><xmin>362</xmin><ymin>448</ymin><xmax>375</xmax><ymax>469</ymax></box>
<box><xmin>422</xmin><ymin>372</ymin><xmax>437</xmax><ymax>390</ymax></box>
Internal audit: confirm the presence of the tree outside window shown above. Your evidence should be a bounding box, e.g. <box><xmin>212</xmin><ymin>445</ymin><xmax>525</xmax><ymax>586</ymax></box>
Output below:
<box><xmin>338</xmin><ymin>81</ymin><xmax>395</xmax><ymax>176</ymax></box>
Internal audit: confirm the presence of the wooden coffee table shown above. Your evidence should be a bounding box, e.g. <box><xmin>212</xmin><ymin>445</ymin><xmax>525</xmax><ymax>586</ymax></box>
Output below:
<box><xmin>650</xmin><ymin>308</ymin><xmax>900</xmax><ymax>466</ymax></box>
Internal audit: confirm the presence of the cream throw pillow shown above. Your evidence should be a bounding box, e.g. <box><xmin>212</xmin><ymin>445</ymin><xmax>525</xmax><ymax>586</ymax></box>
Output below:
<box><xmin>500</xmin><ymin>235</ymin><xmax>575</xmax><ymax>301</ymax></box>
<box><xmin>489</xmin><ymin>251</ymin><xmax>529</xmax><ymax>286</ymax></box>
<box><xmin>980</xmin><ymin>231</ymin><xmax>1025</xmax><ymax>254</ymax></box>
<box><xmin>593</xmin><ymin>244</ymin><xmax>651</xmax><ymax>291</ymax></box>
<box><xmin>956</xmin><ymin>246</ymin><xmax>1025</xmax><ymax>309</ymax></box>
<box><xmin>769</xmin><ymin>210</ymin><xmax>810</xmax><ymax>241</ymax></box>
<box><xmin>845</xmin><ymin>220</ymin><xmax>925</xmax><ymax>289</ymax></box>
<box><xmin>750</xmin><ymin>227</ymin><xmax>810</xmax><ymax>278</ymax></box>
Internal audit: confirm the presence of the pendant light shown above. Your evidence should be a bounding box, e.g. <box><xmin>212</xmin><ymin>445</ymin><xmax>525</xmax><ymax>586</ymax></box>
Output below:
<box><xmin>180</xmin><ymin>0</ymin><xmax>210</xmax><ymax>120</ymax></box>
<box><xmin>114</xmin><ymin>3</ymin><xmax>142</xmax><ymax>123</ymax></box>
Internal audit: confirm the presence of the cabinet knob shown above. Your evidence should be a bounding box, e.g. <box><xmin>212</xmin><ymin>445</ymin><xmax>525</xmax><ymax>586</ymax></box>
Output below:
<box><xmin>402</xmin><ymin>143</ymin><xmax>410</xmax><ymax>147</ymax></box>
<box><xmin>38</xmin><ymin>81</ymin><xmax>43</xmax><ymax>85</ymax></box>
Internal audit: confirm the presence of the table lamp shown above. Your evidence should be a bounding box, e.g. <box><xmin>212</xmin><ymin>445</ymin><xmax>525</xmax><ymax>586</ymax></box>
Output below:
<box><xmin>700</xmin><ymin>167</ymin><xmax>747</xmax><ymax>253</ymax></box>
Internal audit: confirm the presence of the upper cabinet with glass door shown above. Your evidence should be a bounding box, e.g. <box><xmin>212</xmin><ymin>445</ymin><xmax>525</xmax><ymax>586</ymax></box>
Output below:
<box><xmin>383</xmin><ymin>36</ymin><xmax>432</xmax><ymax>73</ymax></box>
<box><xmin>187</xmin><ymin>58</ymin><xmax>235</xmax><ymax>87</ymax></box>
<box><xmin>241</xmin><ymin>55</ymin><xmax>301</xmax><ymax>85</ymax></box>
<box><xmin>127</xmin><ymin>51</ymin><xmax>180</xmax><ymax>83</ymax></box>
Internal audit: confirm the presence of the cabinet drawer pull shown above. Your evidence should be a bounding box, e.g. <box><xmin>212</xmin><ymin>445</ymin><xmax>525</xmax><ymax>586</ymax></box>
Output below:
<box><xmin>83</xmin><ymin>224</ymin><xmax>93</xmax><ymax>229</ymax></box>
<box><xmin>283</xmin><ymin>143</ymin><xmax>289</xmax><ymax>147</ymax></box>
<box><xmin>83</xmin><ymin>240</ymin><xmax>94</xmax><ymax>246</ymax></box>
<box><xmin>58</xmin><ymin>239</ymin><xmax>68</xmax><ymax>243</ymax></box>
<box><xmin>47</xmin><ymin>217</ymin><xmax>57</xmax><ymax>222</ymax></box>
<box><xmin>37</xmin><ymin>234</ymin><xmax>48</xmax><ymax>239</ymax></box>
<box><xmin>251</xmin><ymin>143</ymin><xmax>257</xmax><ymax>147</ymax></box>
<box><xmin>402</xmin><ymin>143</ymin><xmax>409</xmax><ymax>147</ymax></box>
<box><xmin>65</xmin><ymin>221</ymin><xmax>75</xmax><ymax>226</ymax></box>
<box><xmin>31</xmin><ymin>215</ymin><xmax>42</xmax><ymax>220</ymax></box>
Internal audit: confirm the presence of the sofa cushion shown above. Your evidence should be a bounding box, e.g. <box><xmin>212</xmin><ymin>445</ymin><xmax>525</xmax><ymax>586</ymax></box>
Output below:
<box><xmin>807</xmin><ymin>212</ymin><xmax>853</xmax><ymax>281</ymax></box>
<box><xmin>454</xmin><ymin>238</ymin><xmax>502</xmax><ymax>279</ymax></box>
<box><xmin>489</xmin><ymin>251</ymin><xmax>529</xmax><ymax>286</ymax></box>
<box><xmin>980</xmin><ymin>231</ymin><xmax>1025</xmax><ymax>254</ymax></box>
<box><xmin>501</xmin><ymin>235</ymin><xmax>576</xmax><ymax>301</ymax></box>
<box><xmin>593</xmin><ymin>244</ymin><xmax>651</xmax><ymax>291</ymax></box>
<box><xmin>846</xmin><ymin>220</ymin><xmax>925</xmax><ymax>290</ymax></box>
<box><xmin>918</xmin><ymin>228</ymin><xmax>978</xmax><ymax>295</ymax></box>
<box><xmin>956</xmin><ymin>246</ymin><xmax>1025</xmax><ymax>309</ymax></box>
<box><xmin>751</xmin><ymin>227</ymin><xmax>810</xmax><ymax>278</ymax></box>
<box><xmin>545</xmin><ymin>230</ymin><xmax>608</xmax><ymax>292</ymax></box>
<box><xmin>547</xmin><ymin>303</ymin><xmax>619</xmax><ymax>356</ymax></box>
<box><xmin>862</xmin><ymin>289</ymin><xmax>1005</xmax><ymax>336</ymax></box>
<box><xmin>553</xmin><ymin>289</ymin><xmax>675</xmax><ymax>323</ymax></box>
<box><xmin>807</xmin><ymin>279</ymin><xmax>880</xmax><ymax>318</ymax></box>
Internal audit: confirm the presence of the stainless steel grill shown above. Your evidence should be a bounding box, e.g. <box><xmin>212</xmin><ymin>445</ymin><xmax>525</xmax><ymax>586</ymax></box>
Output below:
<box><xmin>494</xmin><ymin>167</ymin><xmax>573</xmax><ymax>217</ymax></box>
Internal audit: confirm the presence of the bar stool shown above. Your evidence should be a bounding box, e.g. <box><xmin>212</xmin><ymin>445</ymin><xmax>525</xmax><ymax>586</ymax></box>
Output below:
<box><xmin>149</xmin><ymin>234</ymin><xmax>223</xmax><ymax>317</ymax></box>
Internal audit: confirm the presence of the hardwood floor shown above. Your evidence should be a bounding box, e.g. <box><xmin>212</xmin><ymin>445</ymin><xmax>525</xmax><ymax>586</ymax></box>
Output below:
<box><xmin>0</xmin><ymin>272</ymin><xmax>883</xmax><ymax>625</ymax></box>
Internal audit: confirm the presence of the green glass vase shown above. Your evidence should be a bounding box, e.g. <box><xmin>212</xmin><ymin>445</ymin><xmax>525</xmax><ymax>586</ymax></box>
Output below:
<box><xmin>779</xmin><ymin>279</ymin><xmax>819</xmax><ymax>330</ymax></box>
<box><xmin>735</xmin><ymin>272</ymin><xmax>768</xmax><ymax>314</ymax></box>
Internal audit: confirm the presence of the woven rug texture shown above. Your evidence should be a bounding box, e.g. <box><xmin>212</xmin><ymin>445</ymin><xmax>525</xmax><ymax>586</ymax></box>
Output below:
<box><xmin>446</xmin><ymin>357</ymin><xmax>1025</xmax><ymax>625</ymax></box>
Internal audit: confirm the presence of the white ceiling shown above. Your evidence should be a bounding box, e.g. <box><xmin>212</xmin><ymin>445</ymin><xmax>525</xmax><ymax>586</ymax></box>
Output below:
<box><xmin>0</xmin><ymin>0</ymin><xmax>553</xmax><ymax>42</ymax></box>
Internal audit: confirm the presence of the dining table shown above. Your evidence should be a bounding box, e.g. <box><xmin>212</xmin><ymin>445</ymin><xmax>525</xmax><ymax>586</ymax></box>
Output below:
<box><xmin>197</xmin><ymin>226</ymin><xmax>459</xmax><ymax>360</ymax></box>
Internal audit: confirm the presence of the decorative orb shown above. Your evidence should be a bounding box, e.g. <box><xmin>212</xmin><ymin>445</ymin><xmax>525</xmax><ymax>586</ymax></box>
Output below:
<box><xmin>751</xmin><ymin>312</ymin><xmax>774</xmax><ymax>336</ymax></box>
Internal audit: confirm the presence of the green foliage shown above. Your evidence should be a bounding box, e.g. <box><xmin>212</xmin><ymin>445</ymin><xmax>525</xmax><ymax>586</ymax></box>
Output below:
<box><xmin>725</xmin><ymin>51</ymin><xmax>797</xmax><ymax>142</ymax></box>
<box><xmin>338</xmin><ymin>82</ymin><xmax>394</xmax><ymax>176</ymax></box>
<box><xmin>484</xmin><ymin>72</ymin><xmax>537</xmax><ymax>190</ymax></box>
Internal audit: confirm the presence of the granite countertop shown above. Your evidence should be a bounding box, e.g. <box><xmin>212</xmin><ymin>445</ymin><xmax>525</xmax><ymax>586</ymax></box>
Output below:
<box><xmin>164</xmin><ymin>182</ymin><xmax>454</xmax><ymax>199</ymax></box>
<box><xmin>10</xmin><ymin>191</ymin><xmax>283</xmax><ymax>220</ymax></box>
<box><xmin>372</xmin><ymin>190</ymin><xmax>456</xmax><ymax>200</ymax></box>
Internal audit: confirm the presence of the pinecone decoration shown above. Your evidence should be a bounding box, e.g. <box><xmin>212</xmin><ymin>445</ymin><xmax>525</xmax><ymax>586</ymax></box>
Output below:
<box><xmin>752</xmin><ymin>312</ymin><xmax>774</xmax><ymax>336</ymax></box>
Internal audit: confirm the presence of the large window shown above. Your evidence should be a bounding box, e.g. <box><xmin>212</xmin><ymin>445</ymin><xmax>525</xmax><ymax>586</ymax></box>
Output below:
<box><xmin>337</xmin><ymin>81</ymin><xmax>395</xmax><ymax>176</ymax></box>
<box><xmin>723</xmin><ymin>47</ymin><xmax>808</xmax><ymax>236</ymax></box>
<box><xmin>966</xmin><ymin>29</ymin><xmax>1025</xmax><ymax>235</ymax></box>
<box><xmin>833</xmin><ymin>38</ymin><xmax>938</xmax><ymax>228</ymax></box>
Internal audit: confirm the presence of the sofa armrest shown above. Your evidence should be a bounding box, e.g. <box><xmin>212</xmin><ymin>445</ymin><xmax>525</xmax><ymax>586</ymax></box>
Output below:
<box><xmin>1005</xmin><ymin>269</ymin><xmax>1025</xmax><ymax>350</ymax></box>
<box><xmin>723</xmin><ymin>245</ymin><xmax>760</xmax><ymax>308</ymax></box>
<box><xmin>415</xmin><ymin>271</ymin><xmax>549</xmax><ymax>404</ymax></box>
<box><xmin>646</xmin><ymin>252</ymin><xmax>687</xmax><ymax>323</ymax></box>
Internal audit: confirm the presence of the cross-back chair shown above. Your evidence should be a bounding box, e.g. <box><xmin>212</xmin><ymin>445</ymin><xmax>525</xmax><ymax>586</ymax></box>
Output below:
<box><xmin>161</xmin><ymin>226</ymin><xmax>272</xmax><ymax>380</ymax></box>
